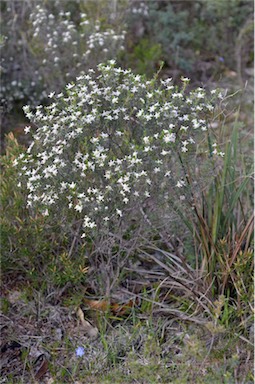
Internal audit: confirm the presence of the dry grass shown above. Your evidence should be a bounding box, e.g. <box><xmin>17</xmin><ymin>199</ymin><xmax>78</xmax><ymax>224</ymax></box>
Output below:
<box><xmin>0</xmin><ymin>277</ymin><xmax>253</xmax><ymax>384</ymax></box>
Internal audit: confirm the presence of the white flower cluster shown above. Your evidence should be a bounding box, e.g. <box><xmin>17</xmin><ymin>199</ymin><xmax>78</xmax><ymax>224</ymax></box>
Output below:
<box><xmin>85</xmin><ymin>28</ymin><xmax>125</xmax><ymax>56</ymax></box>
<box><xmin>30</xmin><ymin>6</ymin><xmax>125</xmax><ymax>75</ymax></box>
<box><xmin>1</xmin><ymin>3</ymin><xmax>125</xmax><ymax>110</ymax></box>
<box><xmin>15</xmin><ymin>61</ymin><xmax>224</xmax><ymax>237</ymax></box>
<box><xmin>131</xmin><ymin>2</ymin><xmax>149</xmax><ymax>16</ymax></box>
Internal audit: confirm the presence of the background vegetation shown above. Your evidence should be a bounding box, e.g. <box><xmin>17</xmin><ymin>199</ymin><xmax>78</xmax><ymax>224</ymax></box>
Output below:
<box><xmin>0</xmin><ymin>1</ymin><xmax>254</xmax><ymax>383</ymax></box>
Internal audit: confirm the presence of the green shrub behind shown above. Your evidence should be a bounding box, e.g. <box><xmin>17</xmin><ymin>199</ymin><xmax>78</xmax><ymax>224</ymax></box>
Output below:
<box><xmin>1</xmin><ymin>133</ymin><xmax>88</xmax><ymax>288</ymax></box>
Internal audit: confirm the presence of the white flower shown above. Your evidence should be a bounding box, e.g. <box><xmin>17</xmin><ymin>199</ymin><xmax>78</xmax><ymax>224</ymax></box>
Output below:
<box><xmin>104</xmin><ymin>171</ymin><xmax>111</xmax><ymax>179</ymax></box>
<box><xmin>97</xmin><ymin>194</ymin><xmax>104</xmax><ymax>202</ymax></box>
<box><xmin>144</xmin><ymin>114</ymin><xmax>152</xmax><ymax>121</ymax></box>
<box><xmin>192</xmin><ymin>119</ymin><xmax>200</xmax><ymax>129</ymax></box>
<box><xmin>75</xmin><ymin>203</ymin><xmax>83</xmax><ymax>212</ymax></box>
<box><xmin>116</xmin><ymin>209</ymin><xmax>122</xmax><ymax>217</ymax></box>
<box><xmin>122</xmin><ymin>184</ymin><xmax>130</xmax><ymax>192</ymax></box>
<box><xmin>83</xmin><ymin>215</ymin><xmax>96</xmax><ymax>228</ymax></box>
<box><xmin>163</xmin><ymin>133</ymin><xmax>176</xmax><ymax>143</ymax></box>
<box><xmin>61</xmin><ymin>182</ymin><xmax>68</xmax><ymax>190</ymax></box>
<box><xmin>176</xmin><ymin>180</ymin><xmax>185</xmax><ymax>188</ymax></box>
<box><xmin>24</xmin><ymin>126</ymin><xmax>31</xmax><ymax>134</ymax></box>
<box><xmin>149</xmin><ymin>105</ymin><xmax>156</xmax><ymax>112</ymax></box>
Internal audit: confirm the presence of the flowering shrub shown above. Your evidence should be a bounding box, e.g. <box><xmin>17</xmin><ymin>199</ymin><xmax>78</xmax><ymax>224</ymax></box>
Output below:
<box><xmin>14</xmin><ymin>61</ymin><xmax>224</xmax><ymax>246</ymax></box>
<box><xmin>0</xmin><ymin>1</ymin><xmax>125</xmax><ymax>114</ymax></box>
<box><xmin>28</xmin><ymin>4</ymin><xmax>125</xmax><ymax>88</ymax></box>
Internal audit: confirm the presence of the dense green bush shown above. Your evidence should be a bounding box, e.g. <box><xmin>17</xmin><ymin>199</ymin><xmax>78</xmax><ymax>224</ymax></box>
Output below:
<box><xmin>126</xmin><ymin>0</ymin><xmax>253</xmax><ymax>80</ymax></box>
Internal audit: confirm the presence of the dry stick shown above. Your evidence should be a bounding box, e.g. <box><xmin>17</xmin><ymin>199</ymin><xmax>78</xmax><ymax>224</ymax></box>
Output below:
<box><xmin>151</xmin><ymin>277</ymin><xmax>170</xmax><ymax>314</ymax></box>
<box><xmin>106</xmin><ymin>228</ymin><xmax>143</xmax><ymax>292</ymax></box>
<box><xmin>68</xmin><ymin>220</ymin><xmax>82</xmax><ymax>258</ymax></box>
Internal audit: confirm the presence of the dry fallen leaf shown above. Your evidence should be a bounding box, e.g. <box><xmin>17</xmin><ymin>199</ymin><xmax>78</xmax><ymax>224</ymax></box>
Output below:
<box><xmin>76</xmin><ymin>307</ymin><xmax>98</xmax><ymax>338</ymax></box>
<box><xmin>34</xmin><ymin>354</ymin><xmax>49</xmax><ymax>380</ymax></box>
<box><xmin>111</xmin><ymin>299</ymin><xmax>137</xmax><ymax>316</ymax></box>
<box><xmin>224</xmin><ymin>69</ymin><xmax>237</xmax><ymax>78</ymax></box>
<box><xmin>84</xmin><ymin>298</ymin><xmax>138</xmax><ymax>316</ymax></box>
<box><xmin>84</xmin><ymin>299</ymin><xmax>110</xmax><ymax>312</ymax></box>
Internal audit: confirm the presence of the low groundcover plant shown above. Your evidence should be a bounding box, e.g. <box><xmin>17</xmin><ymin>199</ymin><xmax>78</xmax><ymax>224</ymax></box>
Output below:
<box><xmin>14</xmin><ymin>60</ymin><xmax>224</xmax><ymax>253</ymax></box>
